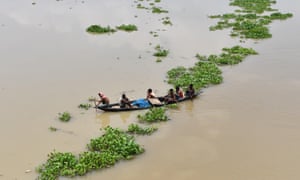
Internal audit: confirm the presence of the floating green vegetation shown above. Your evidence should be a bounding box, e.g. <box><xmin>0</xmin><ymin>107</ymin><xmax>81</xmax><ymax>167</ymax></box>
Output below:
<box><xmin>116</xmin><ymin>24</ymin><xmax>138</xmax><ymax>32</ymax></box>
<box><xmin>86</xmin><ymin>25</ymin><xmax>116</xmax><ymax>34</ymax></box>
<box><xmin>165</xmin><ymin>103</ymin><xmax>178</xmax><ymax>109</ymax></box>
<box><xmin>88</xmin><ymin>96</ymin><xmax>96</xmax><ymax>102</ymax></box>
<box><xmin>152</xmin><ymin>6</ymin><xmax>168</xmax><ymax>13</ymax></box>
<box><xmin>135</xmin><ymin>0</ymin><xmax>166</xmax><ymax>13</ymax></box>
<box><xmin>58</xmin><ymin>112</ymin><xmax>71</xmax><ymax>122</ymax></box>
<box><xmin>87</xmin><ymin>126</ymin><xmax>145</xmax><ymax>160</ymax></box>
<box><xmin>150</xmin><ymin>31</ymin><xmax>159</xmax><ymax>37</ymax></box>
<box><xmin>161</xmin><ymin>17</ymin><xmax>172</xmax><ymax>25</ymax></box>
<box><xmin>269</xmin><ymin>12</ymin><xmax>293</xmax><ymax>20</ymax></box>
<box><xmin>37</xmin><ymin>126</ymin><xmax>144</xmax><ymax>179</ymax></box>
<box><xmin>156</xmin><ymin>58</ymin><xmax>162</xmax><ymax>63</ymax></box>
<box><xmin>127</xmin><ymin>123</ymin><xmax>158</xmax><ymax>135</ymax></box>
<box><xmin>78</xmin><ymin>103</ymin><xmax>92</xmax><ymax>110</ymax></box>
<box><xmin>49</xmin><ymin>126</ymin><xmax>57</xmax><ymax>132</ymax></box>
<box><xmin>230</xmin><ymin>0</ymin><xmax>277</xmax><ymax>14</ymax></box>
<box><xmin>138</xmin><ymin>107</ymin><xmax>168</xmax><ymax>123</ymax></box>
<box><xmin>153</xmin><ymin>45</ymin><xmax>169</xmax><ymax>57</ymax></box>
<box><xmin>136</xmin><ymin>3</ymin><xmax>148</xmax><ymax>9</ymax></box>
<box><xmin>167</xmin><ymin>46</ymin><xmax>257</xmax><ymax>90</ymax></box>
<box><xmin>209</xmin><ymin>0</ymin><xmax>293</xmax><ymax>40</ymax></box>
<box><xmin>167</xmin><ymin>61</ymin><xmax>223</xmax><ymax>91</ymax></box>
<box><xmin>196</xmin><ymin>45</ymin><xmax>258</xmax><ymax>65</ymax></box>
<box><xmin>36</xmin><ymin>151</ymin><xmax>117</xmax><ymax>179</ymax></box>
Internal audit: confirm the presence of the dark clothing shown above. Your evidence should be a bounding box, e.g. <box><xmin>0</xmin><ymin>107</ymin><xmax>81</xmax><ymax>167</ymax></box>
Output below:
<box><xmin>120</xmin><ymin>96</ymin><xmax>131</xmax><ymax>108</ymax></box>
<box><xmin>185</xmin><ymin>86</ymin><xmax>195</xmax><ymax>98</ymax></box>
<box><xmin>165</xmin><ymin>89</ymin><xmax>177</xmax><ymax>104</ymax></box>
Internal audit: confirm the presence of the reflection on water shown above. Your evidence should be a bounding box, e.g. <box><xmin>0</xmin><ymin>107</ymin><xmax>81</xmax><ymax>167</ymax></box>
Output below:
<box><xmin>95</xmin><ymin>112</ymin><xmax>111</xmax><ymax>128</ymax></box>
<box><xmin>94</xmin><ymin>111</ymin><xmax>131</xmax><ymax>128</ymax></box>
<box><xmin>184</xmin><ymin>99</ymin><xmax>195</xmax><ymax>112</ymax></box>
<box><xmin>119</xmin><ymin>112</ymin><xmax>130</xmax><ymax>124</ymax></box>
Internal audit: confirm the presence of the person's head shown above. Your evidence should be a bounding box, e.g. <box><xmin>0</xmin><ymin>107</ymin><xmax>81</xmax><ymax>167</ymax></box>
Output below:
<box><xmin>122</xmin><ymin>94</ymin><xmax>126</xmax><ymax>98</ymax></box>
<box><xmin>189</xmin><ymin>84</ymin><xmax>193</xmax><ymax>88</ymax></box>
<box><xmin>176</xmin><ymin>86</ymin><xmax>179</xmax><ymax>91</ymax></box>
<box><xmin>169</xmin><ymin>88</ymin><xmax>174</xmax><ymax>94</ymax></box>
<box><xmin>98</xmin><ymin>92</ymin><xmax>104</xmax><ymax>98</ymax></box>
<box><xmin>147</xmin><ymin>88</ymin><xmax>152</xmax><ymax>93</ymax></box>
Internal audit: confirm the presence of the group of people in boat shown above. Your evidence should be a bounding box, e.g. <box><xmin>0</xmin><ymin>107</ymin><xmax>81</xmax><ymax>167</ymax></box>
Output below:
<box><xmin>95</xmin><ymin>84</ymin><xmax>195</xmax><ymax>108</ymax></box>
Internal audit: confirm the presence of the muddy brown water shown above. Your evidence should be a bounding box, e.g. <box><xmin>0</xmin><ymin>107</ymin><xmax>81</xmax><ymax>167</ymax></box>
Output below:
<box><xmin>0</xmin><ymin>0</ymin><xmax>300</xmax><ymax>179</ymax></box>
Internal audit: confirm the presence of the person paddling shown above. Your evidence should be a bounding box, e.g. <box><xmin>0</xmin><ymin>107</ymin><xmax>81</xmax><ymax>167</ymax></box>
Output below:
<box><xmin>95</xmin><ymin>92</ymin><xmax>110</xmax><ymax>106</ymax></box>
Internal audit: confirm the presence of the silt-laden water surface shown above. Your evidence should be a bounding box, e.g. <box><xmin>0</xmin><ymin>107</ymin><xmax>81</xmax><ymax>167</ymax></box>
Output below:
<box><xmin>0</xmin><ymin>0</ymin><xmax>300</xmax><ymax>179</ymax></box>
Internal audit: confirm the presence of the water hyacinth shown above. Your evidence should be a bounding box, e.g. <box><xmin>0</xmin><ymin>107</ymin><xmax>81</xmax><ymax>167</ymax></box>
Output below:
<box><xmin>127</xmin><ymin>123</ymin><xmax>158</xmax><ymax>135</ymax></box>
<box><xmin>209</xmin><ymin>0</ymin><xmax>293</xmax><ymax>40</ymax></box>
<box><xmin>37</xmin><ymin>127</ymin><xmax>144</xmax><ymax>179</ymax></box>
<box><xmin>167</xmin><ymin>61</ymin><xmax>223</xmax><ymax>91</ymax></box>
<box><xmin>138</xmin><ymin>107</ymin><xmax>168</xmax><ymax>123</ymax></box>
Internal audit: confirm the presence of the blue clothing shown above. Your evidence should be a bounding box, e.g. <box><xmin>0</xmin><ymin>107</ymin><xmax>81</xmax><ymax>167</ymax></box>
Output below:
<box><xmin>132</xmin><ymin>99</ymin><xmax>151</xmax><ymax>108</ymax></box>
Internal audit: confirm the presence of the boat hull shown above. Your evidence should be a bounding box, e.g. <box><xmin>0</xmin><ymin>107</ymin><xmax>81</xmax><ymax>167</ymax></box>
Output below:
<box><xmin>97</xmin><ymin>91</ymin><xmax>202</xmax><ymax>112</ymax></box>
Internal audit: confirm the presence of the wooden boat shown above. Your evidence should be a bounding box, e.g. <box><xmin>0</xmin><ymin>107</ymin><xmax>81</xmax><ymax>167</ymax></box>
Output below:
<box><xmin>97</xmin><ymin>91</ymin><xmax>202</xmax><ymax>112</ymax></box>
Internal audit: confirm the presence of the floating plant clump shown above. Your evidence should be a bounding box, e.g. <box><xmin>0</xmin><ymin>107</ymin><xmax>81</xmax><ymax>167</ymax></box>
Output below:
<box><xmin>78</xmin><ymin>103</ymin><xmax>92</xmax><ymax>110</ymax></box>
<box><xmin>161</xmin><ymin>16</ymin><xmax>172</xmax><ymax>25</ymax></box>
<box><xmin>209</xmin><ymin>0</ymin><xmax>293</xmax><ymax>40</ymax></box>
<box><xmin>127</xmin><ymin>123</ymin><xmax>158</xmax><ymax>135</ymax></box>
<box><xmin>138</xmin><ymin>107</ymin><xmax>168</xmax><ymax>123</ymax></box>
<box><xmin>86</xmin><ymin>25</ymin><xmax>116</xmax><ymax>34</ymax></box>
<box><xmin>167</xmin><ymin>61</ymin><xmax>223</xmax><ymax>91</ymax></box>
<box><xmin>58</xmin><ymin>112</ymin><xmax>71</xmax><ymax>122</ymax></box>
<box><xmin>196</xmin><ymin>45</ymin><xmax>258</xmax><ymax>65</ymax></box>
<box><xmin>116</xmin><ymin>24</ymin><xmax>138</xmax><ymax>32</ymax></box>
<box><xmin>87</xmin><ymin>126</ymin><xmax>145</xmax><ymax>160</ymax></box>
<box><xmin>153</xmin><ymin>45</ymin><xmax>169</xmax><ymax>57</ymax></box>
<box><xmin>152</xmin><ymin>6</ymin><xmax>168</xmax><ymax>13</ymax></box>
<box><xmin>37</xmin><ymin>126</ymin><xmax>144</xmax><ymax>179</ymax></box>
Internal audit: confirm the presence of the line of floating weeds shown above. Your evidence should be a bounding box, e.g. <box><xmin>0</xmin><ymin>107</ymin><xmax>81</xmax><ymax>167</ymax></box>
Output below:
<box><xmin>39</xmin><ymin>107</ymin><xmax>168</xmax><ymax>179</ymax></box>
<box><xmin>208</xmin><ymin>0</ymin><xmax>293</xmax><ymax>40</ymax></box>
<box><xmin>86</xmin><ymin>24</ymin><xmax>138</xmax><ymax>34</ymax></box>
<box><xmin>39</xmin><ymin>0</ymin><xmax>293</xmax><ymax>179</ymax></box>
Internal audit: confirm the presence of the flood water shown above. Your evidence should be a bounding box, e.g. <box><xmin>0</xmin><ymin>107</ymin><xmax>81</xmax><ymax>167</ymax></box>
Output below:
<box><xmin>0</xmin><ymin>0</ymin><xmax>300</xmax><ymax>179</ymax></box>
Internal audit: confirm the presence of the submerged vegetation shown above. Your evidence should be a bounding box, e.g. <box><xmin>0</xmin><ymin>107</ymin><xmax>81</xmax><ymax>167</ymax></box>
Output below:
<box><xmin>209</xmin><ymin>0</ymin><xmax>293</xmax><ymax>40</ymax></box>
